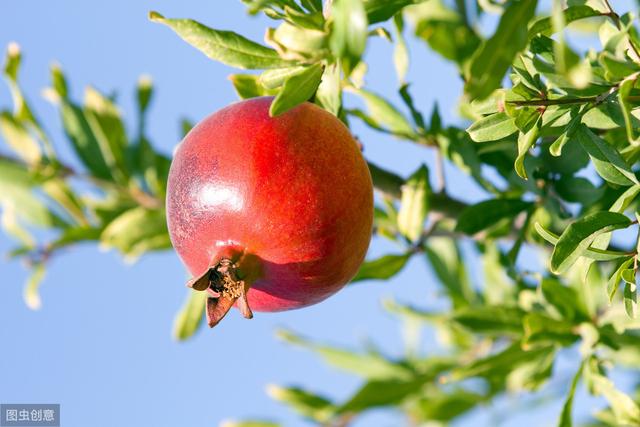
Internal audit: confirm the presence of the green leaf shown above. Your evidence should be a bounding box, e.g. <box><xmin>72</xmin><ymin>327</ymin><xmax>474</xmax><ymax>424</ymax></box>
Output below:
<box><xmin>607</xmin><ymin>257</ymin><xmax>634</xmax><ymax>302</ymax></box>
<box><xmin>136</xmin><ymin>75</ymin><xmax>153</xmax><ymax>116</ymax></box>
<box><xmin>600</xmin><ymin>52</ymin><xmax>640</xmax><ymax>80</ymax></box>
<box><xmin>367</xmin><ymin>162</ymin><xmax>403</xmax><ymax>198</ymax></box>
<box><xmin>617</xmin><ymin>75</ymin><xmax>640</xmax><ymax>144</ymax></box>
<box><xmin>266</xmin><ymin>23</ymin><xmax>328</xmax><ymax>62</ymax></box>
<box><xmin>0</xmin><ymin>159</ymin><xmax>60</xmax><ymax>227</ymax></box>
<box><xmin>314</xmin><ymin>63</ymin><xmax>341</xmax><ymax>115</ymax></box>
<box><xmin>514</xmin><ymin>116</ymin><xmax>541</xmax><ymax>179</ymax></box>
<box><xmin>330</xmin><ymin>0</ymin><xmax>368</xmax><ymax>73</ymax></box>
<box><xmin>611</xmin><ymin>184</ymin><xmax>640</xmax><ymax>213</ymax></box>
<box><xmin>554</xmin><ymin>177</ymin><xmax>604</xmax><ymax>205</ymax></box>
<box><xmin>393</xmin><ymin>13</ymin><xmax>409</xmax><ymax>83</ymax></box>
<box><xmin>100</xmin><ymin>207</ymin><xmax>170</xmax><ymax>261</ymax></box>
<box><xmin>523</xmin><ymin>313</ymin><xmax>577</xmax><ymax>347</ymax></box>
<box><xmin>540</xmin><ymin>278</ymin><xmax>580</xmax><ymax>321</ymax></box>
<box><xmin>397</xmin><ymin>164</ymin><xmax>430</xmax><ymax>242</ymax></box>
<box><xmin>350</xmin><ymin>88</ymin><xmax>416</xmax><ymax>137</ymax></box>
<box><xmin>269</xmin><ymin>63</ymin><xmax>323</xmax><ymax>116</ymax></box>
<box><xmin>83</xmin><ymin>86</ymin><xmax>129</xmax><ymax>183</ymax></box>
<box><xmin>173</xmin><ymin>290</ymin><xmax>207</xmax><ymax>341</ymax></box>
<box><xmin>351</xmin><ymin>253</ymin><xmax>412</xmax><ymax>282</ymax></box>
<box><xmin>585</xmin><ymin>357</ymin><xmax>640</xmax><ymax>425</ymax></box>
<box><xmin>277</xmin><ymin>330</ymin><xmax>414</xmax><ymax>380</ymax></box>
<box><xmin>0</xmin><ymin>112</ymin><xmax>41</xmax><ymax>164</ymax></box>
<box><xmin>535</xmin><ymin>223</ymin><xmax>629</xmax><ymax>262</ymax></box>
<box><xmin>23</xmin><ymin>262</ymin><xmax>46</xmax><ymax>310</ymax></box>
<box><xmin>467</xmin><ymin>112</ymin><xmax>518</xmax><ymax>142</ymax></box>
<box><xmin>455</xmin><ymin>198</ymin><xmax>532</xmax><ymax>235</ymax></box>
<box><xmin>557</xmin><ymin>360</ymin><xmax>584</xmax><ymax>427</ymax></box>
<box><xmin>451</xmin><ymin>306</ymin><xmax>524</xmax><ymax>335</ymax></box>
<box><xmin>57</xmin><ymin>100</ymin><xmax>112</xmax><ymax>181</ymax></box>
<box><xmin>465</xmin><ymin>0</ymin><xmax>538</xmax><ymax>100</ymax></box>
<box><xmin>149</xmin><ymin>12</ymin><xmax>292</xmax><ymax>69</ymax></box>
<box><xmin>622</xmin><ymin>268</ymin><xmax>637</xmax><ymax>318</ymax></box>
<box><xmin>229</xmin><ymin>74</ymin><xmax>277</xmax><ymax>99</ymax></box>
<box><xmin>451</xmin><ymin>343</ymin><xmax>554</xmax><ymax>383</ymax></box>
<box><xmin>424</xmin><ymin>238</ymin><xmax>476</xmax><ymax>308</ymax></box>
<box><xmin>364</xmin><ymin>0</ymin><xmax>413</xmax><ymax>24</ymax></box>
<box><xmin>260</xmin><ymin>66</ymin><xmax>310</xmax><ymax>89</ymax></box>
<box><xmin>575</xmin><ymin>125</ymin><xmax>638</xmax><ymax>186</ymax></box>
<box><xmin>550</xmin><ymin>211</ymin><xmax>632</xmax><ymax>274</ymax></box>
<box><xmin>267</xmin><ymin>385</ymin><xmax>335</xmax><ymax>422</ymax></box>
<box><xmin>528</xmin><ymin>6</ymin><xmax>602</xmax><ymax>38</ymax></box>
<box><xmin>412</xmin><ymin>0</ymin><xmax>480</xmax><ymax>67</ymax></box>
<box><xmin>337</xmin><ymin>378</ymin><xmax>425</xmax><ymax>414</ymax></box>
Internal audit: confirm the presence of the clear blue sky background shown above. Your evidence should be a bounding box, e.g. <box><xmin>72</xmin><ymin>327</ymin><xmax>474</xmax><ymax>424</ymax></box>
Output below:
<box><xmin>0</xmin><ymin>1</ymin><xmax>637</xmax><ymax>426</ymax></box>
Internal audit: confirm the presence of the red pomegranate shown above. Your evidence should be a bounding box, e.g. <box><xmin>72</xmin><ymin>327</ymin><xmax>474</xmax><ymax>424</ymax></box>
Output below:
<box><xmin>166</xmin><ymin>97</ymin><xmax>373</xmax><ymax>328</ymax></box>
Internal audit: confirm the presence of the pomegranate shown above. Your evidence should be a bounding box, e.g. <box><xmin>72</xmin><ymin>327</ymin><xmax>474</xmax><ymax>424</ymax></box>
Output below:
<box><xmin>166</xmin><ymin>97</ymin><xmax>374</xmax><ymax>328</ymax></box>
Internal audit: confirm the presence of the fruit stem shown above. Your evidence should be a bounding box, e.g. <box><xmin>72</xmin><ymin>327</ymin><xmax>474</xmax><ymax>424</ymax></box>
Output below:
<box><xmin>186</xmin><ymin>258</ymin><xmax>254</xmax><ymax>328</ymax></box>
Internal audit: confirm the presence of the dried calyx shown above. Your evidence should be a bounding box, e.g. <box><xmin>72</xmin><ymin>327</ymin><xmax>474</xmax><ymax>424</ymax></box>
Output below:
<box><xmin>187</xmin><ymin>258</ymin><xmax>253</xmax><ymax>328</ymax></box>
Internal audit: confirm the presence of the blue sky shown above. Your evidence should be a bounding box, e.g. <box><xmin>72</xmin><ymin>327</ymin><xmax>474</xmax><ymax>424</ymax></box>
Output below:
<box><xmin>0</xmin><ymin>1</ymin><xmax>636</xmax><ymax>426</ymax></box>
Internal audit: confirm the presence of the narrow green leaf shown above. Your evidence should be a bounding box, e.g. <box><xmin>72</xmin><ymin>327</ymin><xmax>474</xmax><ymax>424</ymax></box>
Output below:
<box><xmin>397</xmin><ymin>165</ymin><xmax>430</xmax><ymax>242</ymax></box>
<box><xmin>267</xmin><ymin>385</ymin><xmax>335</xmax><ymax>423</ymax></box>
<box><xmin>550</xmin><ymin>211</ymin><xmax>632</xmax><ymax>274</ymax></box>
<box><xmin>136</xmin><ymin>75</ymin><xmax>153</xmax><ymax>115</ymax></box>
<box><xmin>541</xmin><ymin>278</ymin><xmax>580</xmax><ymax>321</ymax></box>
<box><xmin>575</xmin><ymin>125</ymin><xmax>638</xmax><ymax>186</ymax></box>
<box><xmin>149</xmin><ymin>12</ymin><xmax>293</xmax><ymax>69</ymax></box>
<box><xmin>330</xmin><ymin>0</ymin><xmax>368</xmax><ymax>73</ymax></box>
<box><xmin>535</xmin><ymin>223</ymin><xmax>629</xmax><ymax>262</ymax></box>
<box><xmin>229</xmin><ymin>74</ymin><xmax>277</xmax><ymax>99</ymax></box>
<box><xmin>393</xmin><ymin>13</ymin><xmax>409</xmax><ymax>83</ymax></box>
<box><xmin>260</xmin><ymin>66</ymin><xmax>309</xmax><ymax>89</ymax></box>
<box><xmin>367</xmin><ymin>162</ymin><xmax>403</xmax><ymax>198</ymax></box>
<box><xmin>586</xmin><ymin>357</ymin><xmax>640</xmax><ymax>425</ymax></box>
<box><xmin>523</xmin><ymin>313</ymin><xmax>577</xmax><ymax>346</ymax></box>
<box><xmin>467</xmin><ymin>112</ymin><xmax>518</xmax><ymax>142</ymax></box>
<box><xmin>23</xmin><ymin>262</ymin><xmax>46</xmax><ymax>310</ymax></box>
<box><xmin>554</xmin><ymin>176</ymin><xmax>604</xmax><ymax>205</ymax></box>
<box><xmin>622</xmin><ymin>268</ymin><xmax>637</xmax><ymax>318</ymax></box>
<box><xmin>529</xmin><ymin>6</ymin><xmax>602</xmax><ymax>38</ymax></box>
<box><xmin>269</xmin><ymin>63</ymin><xmax>323</xmax><ymax>116</ymax></box>
<box><xmin>618</xmin><ymin>75</ymin><xmax>640</xmax><ymax>144</ymax></box>
<box><xmin>607</xmin><ymin>257</ymin><xmax>634</xmax><ymax>302</ymax></box>
<box><xmin>0</xmin><ymin>159</ymin><xmax>60</xmax><ymax>227</ymax></box>
<box><xmin>451</xmin><ymin>306</ymin><xmax>524</xmax><ymax>335</ymax></box>
<box><xmin>351</xmin><ymin>253</ymin><xmax>412</xmax><ymax>282</ymax></box>
<box><xmin>350</xmin><ymin>88</ymin><xmax>416</xmax><ymax>137</ymax></box>
<box><xmin>337</xmin><ymin>378</ymin><xmax>425</xmax><ymax>414</ymax></box>
<box><xmin>0</xmin><ymin>112</ymin><xmax>40</xmax><ymax>164</ymax></box>
<box><xmin>557</xmin><ymin>360</ymin><xmax>585</xmax><ymax>427</ymax></box>
<box><xmin>515</xmin><ymin>116</ymin><xmax>541</xmax><ymax>179</ymax></box>
<box><xmin>425</xmin><ymin>238</ymin><xmax>476</xmax><ymax>308</ymax></box>
<box><xmin>465</xmin><ymin>0</ymin><xmax>538</xmax><ymax>99</ymax></box>
<box><xmin>100</xmin><ymin>207</ymin><xmax>170</xmax><ymax>261</ymax></box>
<box><xmin>455</xmin><ymin>199</ymin><xmax>532</xmax><ymax>235</ymax></box>
<box><xmin>173</xmin><ymin>290</ymin><xmax>207</xmax><ymax>340</ymax></box>
<box><xmin>83</xmin><ymin>86</ymin><xmax>129</xmax><ymax>182</ymax></box>
<box><xmin>277</xmin><ymin>330</ymin><xmax>414</xmax><ymax>380</ymax></box>
<box><xmin>57</xmin><ymin>101</ymin><xmax>112</xmax><ymax>181</ymax></box>
<box><xmin>314</xmin><ymin>63</ymin><xmax>341</xmax><ymax>115</ymax></box>
<box><xmin>364</xmin><ymin>0</ymin><xmax>413</xmax><ymax>24</ymax></box>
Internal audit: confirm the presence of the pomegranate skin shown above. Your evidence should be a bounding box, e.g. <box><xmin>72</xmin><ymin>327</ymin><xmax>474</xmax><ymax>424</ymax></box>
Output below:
<box><xmin>166</xmin><ymin>97</ymin><xmax>373</xmax><ymax>312</ymax></box>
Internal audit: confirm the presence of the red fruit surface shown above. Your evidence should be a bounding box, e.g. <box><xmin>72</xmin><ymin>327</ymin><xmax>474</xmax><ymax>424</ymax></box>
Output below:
<box><xmin>166</xmin><ymin>97</ymin><xmax>373</xmax><ymax>314</ymax></box>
